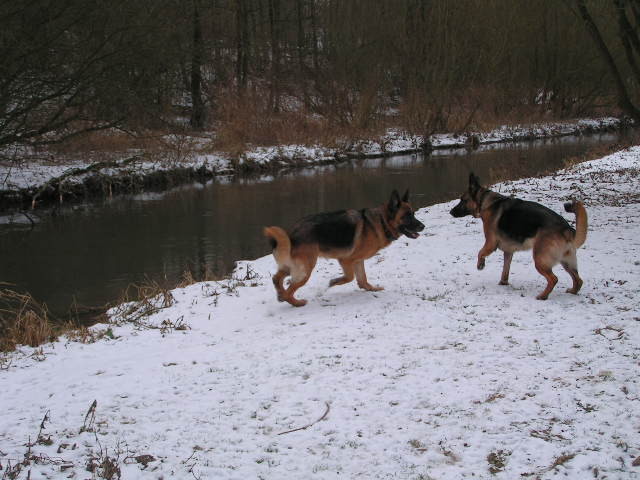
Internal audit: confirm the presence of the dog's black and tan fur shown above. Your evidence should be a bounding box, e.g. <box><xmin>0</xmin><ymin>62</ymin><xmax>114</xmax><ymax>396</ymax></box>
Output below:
<box><xmin>264</xmin><ymin>190</ymin><xmax>425</xmax><ymax>307</ymax></box>
<box><xmin>450</xmin><ymin>173</ymin><xmax>588</xmax><ymax>300</ymax></box>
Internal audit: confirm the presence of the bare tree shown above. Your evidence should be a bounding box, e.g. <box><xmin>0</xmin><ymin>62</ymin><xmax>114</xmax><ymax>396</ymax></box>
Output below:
<box><xmin>571</xmin><ymin>0</ymin><xmax>640</xmax><ymax>121</ymax></box>
<box><xmin>190</xmin><ymin>0</ymin><xmax>206</xmax><ymax>128</ymax></box>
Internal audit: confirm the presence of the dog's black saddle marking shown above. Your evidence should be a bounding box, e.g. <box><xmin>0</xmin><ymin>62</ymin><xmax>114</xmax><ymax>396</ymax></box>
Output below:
<box><xmin>291</xmin><ymin>210</ymin><xmax>357</xmax><ymax>249</ymax></box>
<box><xmin>498</xmin><ymin>199</ymin><xmax>570</xmax><ymax>243</ymax></box>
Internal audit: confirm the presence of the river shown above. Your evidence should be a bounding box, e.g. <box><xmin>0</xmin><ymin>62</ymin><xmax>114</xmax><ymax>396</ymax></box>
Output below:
<box><xmin>0</xmin><ymin>132</ymin><xmax>626</xmax><ymax>316</ymax></box>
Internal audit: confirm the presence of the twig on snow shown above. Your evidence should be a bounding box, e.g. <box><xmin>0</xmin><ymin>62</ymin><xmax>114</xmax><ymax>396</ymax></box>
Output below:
<box><xmin>277</xmin><ymin>402</ymin><xmax>330</xmax><ymax>435</ymax></box>
<box><xmin>80</xmin><ymin>400</ymin><xmax>97</xmax><ymax>433</ymax></box>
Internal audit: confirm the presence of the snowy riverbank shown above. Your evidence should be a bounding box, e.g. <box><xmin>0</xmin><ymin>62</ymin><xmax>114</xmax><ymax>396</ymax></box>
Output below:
<box><xmin>1</xmin><ymin>145</ymin><xmax>639</xmax><ymax>479</ymax></box>
<box><xmin>0</xmin><ymin>117</ymin><xmax>625</xmax><ymax>210</ymax></box>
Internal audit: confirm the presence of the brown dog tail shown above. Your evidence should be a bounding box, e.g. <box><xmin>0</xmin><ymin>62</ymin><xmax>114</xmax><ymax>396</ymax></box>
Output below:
<box><xmin>263</xmin><ymin>226</ymin><xmax>292</xmax><ymax>266</ymax></box>
<box><xmin>564</xmin><ymin>200</ymin><xmax>588</xmax><ymax>248</ymax></box>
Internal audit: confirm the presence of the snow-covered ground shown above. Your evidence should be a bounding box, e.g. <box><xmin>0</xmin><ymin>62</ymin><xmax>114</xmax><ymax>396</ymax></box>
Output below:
<box><xmin>1</xmin><ymin>146</ymin><xmax>639</xmax><ymax>479</ymax></box>
<box><xmin>0</xmin><ymin>117</ymin><xmax>624</xmax><ymax>193</ymax></box>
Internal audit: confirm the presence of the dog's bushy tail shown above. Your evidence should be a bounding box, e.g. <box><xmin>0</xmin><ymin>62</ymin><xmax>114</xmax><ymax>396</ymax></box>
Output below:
<box><xmin>263</xmin><ymin>226</ymin><xmax>291</xmax><ymax>266</ymax></box>
<box><xmin>564</xmin><ymin>200</ymin><xmax>588</xmax><ymax>248</ymax></box>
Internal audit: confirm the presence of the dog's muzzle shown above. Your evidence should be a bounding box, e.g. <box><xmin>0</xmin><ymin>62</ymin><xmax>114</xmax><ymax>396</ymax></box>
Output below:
<box><xmin>450</xmin><ymin>203</ymin><xmax>468</xmax><ymax>218</ymax></box>
<box><xmin>400</xmin><ymin>220</ymin><xmax>425</xmax><ymax>239</ymax></box>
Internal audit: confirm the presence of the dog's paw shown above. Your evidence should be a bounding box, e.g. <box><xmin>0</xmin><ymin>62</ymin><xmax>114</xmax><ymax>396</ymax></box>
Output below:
<box><xmin>477</xmin><ymin>258</ymin><xmax>486</xmax><ymax>270</ymax></box>
<box><xmin>366</xmin><ymin>285</ymin><xmax>384</xmax><ymax>292</ymax></box>
<box><xmin>329</xmin><ymin>276</ymin><xmax>351</xmax><ymax>287</ymax></box>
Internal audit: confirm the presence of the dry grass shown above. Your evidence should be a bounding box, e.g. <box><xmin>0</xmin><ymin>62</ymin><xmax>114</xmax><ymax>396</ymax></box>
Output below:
<box><xmin>395</xmin><ymin>86</ymin><xmax>617</xmax><ymax>137</ymax></box>
<box><xmin>48</xmin><ymin>128</ymin><xmax>164</xmax><ymax>155</ymax></box>
<box><xmin>212</xmin><ymin>88</ymin><xmax>389</xmax><ymax>155</ymax></box>
<box><xmin>0</xmin><ymin>287</ymin><xmax>54</xmax><ymax>352</ymax></box>
<box><xmin>109</xmin><ymin>277</ymin><xmax>175</xmax><ymax>327</ymax></box>
<box><xmin>25</xmin><ymin>85</ymin><xmax>623</xmax><ymax>170</ymax></box>
<box><xmin>0</xmin><ymin>283</ymin><xmax>117</xmax><ymax>352</ymax></box>
<box><xmin>64</xmin><ymin>325</ymin><xmax>115</xmax><ymax>344</ymax></box>
<box><xmin>521</xmin><ymin>452</ymin><xmax>577</xmax><ymax>477</ymax></box>
<box><xmin>212</xmin><ymin>86</ymin><xmax>621</xmax><ymax>156</ymax></box>
<box><xmin>0</xmin><ymin>400</ymin><xmax>150</xmax><ymax>479</ymax></box>
<box><xmin>176</xmin><ymin>269</ymin><xmax>198</xmax><ymax>289</ymax></box>
<box><xmin>0</xmin><ymin>264</ymin><xmax>259</xmax><ymax>353</ymax></box>
<box><xmin>487</xmin><ymin>449</ymin><xmax>511</xmax><ymax>474</ymax></box>
<box><xmin>42</xmin><ymin>126</ymin><xmax>210</xmax><ymax>168</ymax></box>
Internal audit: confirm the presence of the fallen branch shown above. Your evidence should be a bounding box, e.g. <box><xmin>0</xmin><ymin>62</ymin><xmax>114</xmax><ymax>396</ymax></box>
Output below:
<box><xmin>30</xmin><ymin>154</ymin><xmax>143</xmax><ymax>208</ymax></box>
<box><xmin>594</xmin><ymin>326</ymin><xmax>625</xmax><ymax>341</ymax></box>
<box><xmin>277</xmin><ymin>402</ymin><xmax>330</xmax><ymax>435</ymax></box>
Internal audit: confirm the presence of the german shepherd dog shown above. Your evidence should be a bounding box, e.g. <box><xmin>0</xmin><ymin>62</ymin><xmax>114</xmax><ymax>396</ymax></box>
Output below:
<box><xmin>264</xmin><ymin>190</ymin><xmax>425</xmax><ymax>307</ymax></box>
<box><xmin>450</xmin><ymin>173</ymin><xmax>588</xmax><ymax>300</ymax></box>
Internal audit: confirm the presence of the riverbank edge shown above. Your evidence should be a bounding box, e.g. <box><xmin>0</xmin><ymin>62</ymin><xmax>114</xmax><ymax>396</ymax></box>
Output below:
<box><xmin>1</xmin><ymin>141</ymin><xmax>639</xmax><ymax>354</ymax></box>
<box><xmin>1</xmin><ymin>146</ymin><xmax>639</xmax><ymax>479</ymax></box>
<box><xmin>0</xmin><ymin>116</ymin><xmax>629</xmax><ymax>212</ymax></box>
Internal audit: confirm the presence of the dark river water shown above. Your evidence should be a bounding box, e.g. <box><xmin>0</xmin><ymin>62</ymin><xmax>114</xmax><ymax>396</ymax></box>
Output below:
<box><xmin>0</xmin><ymin>132</ymin><xmax>626</xmax><ymax>315</ymax></box>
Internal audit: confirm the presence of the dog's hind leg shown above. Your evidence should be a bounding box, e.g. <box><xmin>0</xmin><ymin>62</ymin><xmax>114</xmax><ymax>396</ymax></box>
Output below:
<box><xmin>499</xmin><ymin>251</ymin><xmax>513</xmax><ymax>285</ymax></box>
<box><xmin>533</xmin><ymin>237</ymin><xmax>560</xmax><ymax>300</ymax></box>
<box><xmin>329</xmin><ymin>260</ymin><xmax>355</xmax><ymax>287</ymax></box>
<box><xmin>354</xmin><ymin>260</ymin><xmax>383</xmax><ymax>291</ymax></box>
<box><xmin>534</xmin><ymin>263</ymin><xmax>557</xmax><ymax>300</ymax></box>
<box><xmin>533</xmin><ymin>254</ymin><xmax>558</xmax><ymax>300</ymax></box>
<box><xmin>272</xmin><ymin>268</ymin><xmax>289</xmax><ymax>302</ymax></box>
<box><xmin>283</xmin><ymin>256</ymin><xmax>317</xmax><ymax>307</ymax></box>
<box><xmin>561</xmin><ymin>252</ymin><xmax>583</xmax><ymax>295</ymax></box>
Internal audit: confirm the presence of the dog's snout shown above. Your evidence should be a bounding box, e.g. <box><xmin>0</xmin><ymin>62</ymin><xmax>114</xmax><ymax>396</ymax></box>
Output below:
<box><xmin>450</xmin><ymin>205</ymin><xmax>465</xmax><ymax>217</ymax></box>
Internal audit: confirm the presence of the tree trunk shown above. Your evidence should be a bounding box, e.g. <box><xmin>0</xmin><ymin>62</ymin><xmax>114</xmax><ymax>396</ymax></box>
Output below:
<box><xmin>235</xmin><ymin>0</ymin><xmax>249</xmax><ymax>93</ymax></box>
<box><xmin>190</xmin><ymin>0</ymin><xmax>205</xmax><ymax>129</ymax></box>
<box><xmin>268</xmin><ymin>0</ymin><xmax>281</xmax><ymax>113</ymax></box>
<box><xmin>614</xmin><ymin>0</ymin><xmax>640</xmax><ymax>81</ymax></box>
<box><xmin>575</xmin><ymin>0</ymin><xmax>640</xmax><ymax>121</ymax></box>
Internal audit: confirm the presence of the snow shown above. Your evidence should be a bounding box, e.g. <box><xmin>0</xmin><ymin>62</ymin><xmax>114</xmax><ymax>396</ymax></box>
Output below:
<box><xmin>0</xmin><ymin>117</ymin><xmax>626</xmax><ymax>192</ymax></box>
<box><xmin>1</xmin><ymin>146</ymin><xmax>639</xmax><ymax>479</ymax></box>
<box><xmin>0</xmin><ymin>153</ymin><xmax>233</xmax><ymax>192</ymax></box>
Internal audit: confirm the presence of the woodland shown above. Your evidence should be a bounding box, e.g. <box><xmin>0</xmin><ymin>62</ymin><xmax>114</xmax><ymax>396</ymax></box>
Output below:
<box><xmin>1</xmin><ymin>0</ymin><xmax>639</xmax><ymax>156</ymax></box>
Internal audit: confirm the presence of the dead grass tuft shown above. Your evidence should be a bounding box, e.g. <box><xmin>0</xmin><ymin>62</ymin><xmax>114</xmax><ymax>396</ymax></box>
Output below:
<box><xmin>408</xmin><ymin>439</ymin><xmax>428</xmax><ymax>453</ymax></box>
<box><xmin>177</xmin><ymin>269</ymin><xmax>197</xmax><ymax>288</ymax></box>
<box><xmin>0</xmin><ymin>287</ymin><xmax>54</xmax><ymax>352</ymax></box>
<box><xmin>109</xmin><ymin>277</ymin><xmax>174</xmax><ymax>326</ymax></box>
<box><xmin>522</xmin><ymin>452</ymin><xmax>577</xmax><ymax>477</ymax></box>
<box><xmin>65</xmin><ymin>325</ymin><xmax>115</xmax><ymax>344</ymax></box>
<box><xmin>85</xmin><ymin>434</ymin><xmax>124</xmax><ymax>480</ymax></box>
<box><xmin>487</xmin><ymin>449</ymin><xmax>511</xmax><ymax>474</ymax></box>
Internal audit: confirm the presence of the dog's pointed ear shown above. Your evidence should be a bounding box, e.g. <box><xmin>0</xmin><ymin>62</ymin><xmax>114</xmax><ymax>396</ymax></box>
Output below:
<box><xmin>388</xmin><ymin>190</ymin><xmax>401</xmax><ymax>216</ymax></box>
<box><xmin>469</xmin><ymin>172</ymin><xmax>481</xmax><ymax>196</ymax></box>
<box><xmin>402</xmin><ymin>189</ymin><xmax>410</xmax><ymax>203</ymax></box>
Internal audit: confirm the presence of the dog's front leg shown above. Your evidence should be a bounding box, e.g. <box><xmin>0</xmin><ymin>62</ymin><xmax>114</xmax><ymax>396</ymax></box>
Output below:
<box><xmin>499</xmin><ymin>251</ymin><xmax>513</xmax><ymax>285</ymax></box>
<box><xmin>354</xmin><ymin>261</ymin><xmax>383</xmax><ymax>291</ymax></box>
<box><xmin>477</xmin><ymin>238</ymin><xmax>498</xmax><ymax>270</ymax></box>
<box><xmin>477</xmin><ymin>223</ymin><xmax>498</xmax><ymax>270</ymax></box>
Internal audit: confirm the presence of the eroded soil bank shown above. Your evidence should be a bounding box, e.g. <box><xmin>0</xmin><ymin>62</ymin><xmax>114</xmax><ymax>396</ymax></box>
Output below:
<box><xmin>0</xmin><ymin>117</ymin><xmax>628</xmax><ymax>211</ymax></box>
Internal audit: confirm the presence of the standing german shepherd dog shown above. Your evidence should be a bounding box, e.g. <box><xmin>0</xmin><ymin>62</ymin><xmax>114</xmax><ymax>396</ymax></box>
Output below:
<box><xmin>450</xmin><ymin>173</ymin><xmax>588</xmax><ymax>300</ymax></box>
<box><xmin>264</xmin><ymin>190</ymin><xmax>425</xmax><ymax>307</ymax></box>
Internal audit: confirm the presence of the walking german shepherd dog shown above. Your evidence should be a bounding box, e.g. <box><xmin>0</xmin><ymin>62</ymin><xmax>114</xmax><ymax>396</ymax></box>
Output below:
<box><xmin>264</xmin><ymin>190</ymin><xmax>425</xmax><ymax>307</ymax></box>
<box><xmin>450</xmin><ymin>173</ymin><xmax>588</xmax><ymax>300</ymax></box>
